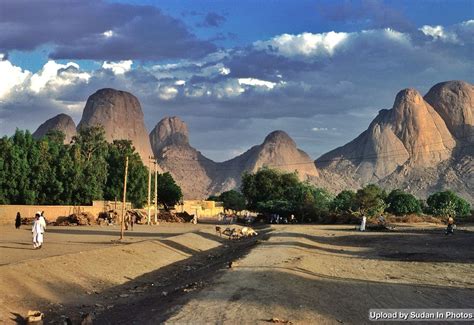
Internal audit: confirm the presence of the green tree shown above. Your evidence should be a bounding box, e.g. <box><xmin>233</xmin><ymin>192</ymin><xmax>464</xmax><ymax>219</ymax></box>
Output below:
<box><xmin>217</xmin><ymin>190</ymin><xmax>246</xmax><ymax>212</ymax></box>
<box><xmin>427</xmin><ymin>190</ymin><xmax>471</xmax><ymax>218</ymax></box>
<box><xmin>355</xmin><ymin>184</ymin><xmax>387</xmax><ymax>217</ymax></box>
<box><xmin>157</xmin><ymin>172</ymin><xmax>183</xmax><ymax>210</ymax></box>
<box><xmin>331</xmin><ymin>190</ymin><xmax>356</xmax><ymax>214</ymax></box>
<box><xmin>105</xmin><ymin>140</ymin><xmax>148</xmax><ymax>208</ymax></box>
<box><xmin>385</xmin><ymin>189</ymin><xmax>421</xmax><ymax>216</ymax></box>
<box><xmin>69</xmin><ymin>126</ymin><xmax>108</xmax><ymax>204</ymax></box>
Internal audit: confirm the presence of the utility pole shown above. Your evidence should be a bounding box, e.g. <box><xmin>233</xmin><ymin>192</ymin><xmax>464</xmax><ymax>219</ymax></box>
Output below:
<box><xmin>120</xmin><ymin>156</ymin><xmax>129</xmax><ymax>240</ymax></box>
<box><xmin>154</xmin><ymin>159</ymin><xmax>158</xmax><ymax>224</ymax></box>
<box><xmin>147</xmin><ymin>156</ymin><xmax>152</xmax><ymax>225</ymax></box>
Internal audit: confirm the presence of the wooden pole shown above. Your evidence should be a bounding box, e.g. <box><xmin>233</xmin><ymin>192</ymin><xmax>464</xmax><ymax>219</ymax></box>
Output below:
<box><xmin>154</xmin><ymin>159</ymin><xmax>158</xmax><ymax>224</ymax></box>
<box><xmin>147</xmin><ymin>156</ymin><xmax>152</xmax><ymax>225</ymax></box>
<box><xmin>120</xmin><ymin>156</ymin><xmax>129</xmax><ymax>240</ymax></box>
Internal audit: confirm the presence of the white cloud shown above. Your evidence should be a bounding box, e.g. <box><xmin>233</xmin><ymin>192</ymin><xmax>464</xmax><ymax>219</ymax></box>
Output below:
<box><xmin>254</xmin><ymin>31</ymin><xmax>350</xmax><ymax>57</ymax></box>
<box><xmin>102</xmin><ymin>60</ymin><xmax>133</xmax><ymax>75</ymax></box>
<box><xmin>219</xmin><ymin>67</ymin><xmax>231</xmax><ymax>75</ymax></box>
<box><xmin>158</xmin><ymin>86</ymin><xmax>179</xmax><ymax>100</ymax></box>
<box><xmin>30</xmin><ymin>60</ymin><xmax>90</xmax><ymax>93</ymax></box>
<box><xmin>0</xmin><ymin>60</ymin><xmax>31</xmax><ymax>99</ymax></box>
<box><xmin>238</xmin><ymin>78</ymin><xmax>277</xmax><ymax>89</ymax></box>
<box><xmin>420</xmin><ymin>25</ymin><xmax>459</xmax><ymax>43</ymax></box>
<box><xmin>103</xmin><ymin>30</ymin><xmax>114</xmax><ymax>38</ymax></box>
<box><xmin>312</xmin><ymin>127</ymin><xmax>328</xmax><ymax>132</ymax></box>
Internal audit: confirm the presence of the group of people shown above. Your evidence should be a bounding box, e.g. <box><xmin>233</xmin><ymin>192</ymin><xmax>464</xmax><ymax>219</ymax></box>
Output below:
<box><xmin>15</xmin><ymin>211</ymin><xmax>47</xmax><ymax>249</ymax></box>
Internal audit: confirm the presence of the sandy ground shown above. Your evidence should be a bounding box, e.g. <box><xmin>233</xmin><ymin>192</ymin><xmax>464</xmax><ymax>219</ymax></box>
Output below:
<box><xmin>0</xmin><ymin>223</ymin><xmax>215</xmax><ymax>265</ymax></box>
<box><xmin>1</xmin><ymin>223</ymin><xmax>473</xmax><ymax>324</ymax></box>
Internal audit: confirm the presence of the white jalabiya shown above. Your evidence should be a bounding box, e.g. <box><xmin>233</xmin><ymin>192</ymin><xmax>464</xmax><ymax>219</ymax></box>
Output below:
<box><xmin>32</xmin><ymin>218</ymin><xmax>46</xmax><ymax>248</ymax></box>
<box><xmin>360</xmin><ymin>216</ymin><xmax>367</xmax><ymax>231</ymax></box>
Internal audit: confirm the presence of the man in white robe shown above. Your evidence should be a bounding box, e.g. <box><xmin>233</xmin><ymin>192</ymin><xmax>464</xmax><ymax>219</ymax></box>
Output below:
<box><xmin>32</xmin><ymin>212</ymin><xmax>46</xmax><ymax>249</ymax></box>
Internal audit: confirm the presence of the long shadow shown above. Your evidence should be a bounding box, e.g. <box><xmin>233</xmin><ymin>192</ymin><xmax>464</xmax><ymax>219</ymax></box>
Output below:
<box><xmin>40</xmin><ymin>233</ymin><xmax>267</xmax><ymax>325</ymax></box>
<box><xmin>160</xmin><ymin>240</ymin><xmax>198</xmax><ymax>256</ymax></box>
<box><xmin>10</xmin><ymin>312</ymin><xmax>25</xmax><ymax>325</ymax></box>
<box><xmin>98</xmin><ymin>265</ymin><xmax>474</xmax><ymax>324</ymax></box>
<box><xmin>0</xmin><ymin>245</ymin><xmax>33</xmax><ymax>250</ymax></box>
<box><xmin>271</xmin><ymin>230</ymin><xmax>474</xmax><ymax>264</ymax></box>
<box><xmin>46</xmin><ymin>228</ymin><xmax>181</xmax><ymax>238</ymax></box>
<box><xmin>164</xmin><ymin>268</ymin><xmax>474</xmax><ymax>324</ymax></box>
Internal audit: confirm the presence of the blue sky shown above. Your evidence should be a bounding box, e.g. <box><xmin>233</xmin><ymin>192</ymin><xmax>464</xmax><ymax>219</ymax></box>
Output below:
<box><xmin>0</xmin><ymin>0</ymin><xmax>473</xmax><ymax>161</ymax></box>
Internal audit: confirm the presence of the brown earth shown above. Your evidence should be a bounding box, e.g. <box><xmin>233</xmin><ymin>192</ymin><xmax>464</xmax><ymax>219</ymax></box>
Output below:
<box><xmin>1</xmin><ymin>223</ymin><xmax>473</xmax><ymax>324</ymax></box>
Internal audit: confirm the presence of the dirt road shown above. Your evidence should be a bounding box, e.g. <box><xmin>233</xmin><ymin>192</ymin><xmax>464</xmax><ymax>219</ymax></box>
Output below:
<box><xmin>1</xmin><ymin>223</ymin><xmax>473</xmax><ymax>324</ymax></box>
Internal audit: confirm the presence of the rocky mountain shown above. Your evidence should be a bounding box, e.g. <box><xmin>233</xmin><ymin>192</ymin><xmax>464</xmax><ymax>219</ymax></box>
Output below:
<box><xmin>425</xmin><ymin>80</ymin><xmax>474</xmax><ymax>146</ymax></box>
<box><xmin>150</xmin><ymin>117</ymin><xmax>217</xmax><ymax>199</ymax></box>
<box><xmin>30</xmin><ymin>81</ymin><xmax>473</xmax><ymax>202</ymax></box>
<box><xmin>317</xmin><ymin>81</ymin><xmax>473</xmax><ymax>202</ymax></box>
<box><xmin>150</xmin><ymin>118</ymin><xmax>319</xmax><ymax>199</ymax></box>
<box><xmin>77</xmin><ymin>88</ymin><xmax>153</xmax><ymax>162</ymax></box>
<box><xmin>213</xmin><ymin>130</ymin><xmax>319</xmax><ymax>192</ymax></box>
<box><xmin>33</xmin><ymin>113</ymin><xmax>77</xmax><ymax>143</ymax></box>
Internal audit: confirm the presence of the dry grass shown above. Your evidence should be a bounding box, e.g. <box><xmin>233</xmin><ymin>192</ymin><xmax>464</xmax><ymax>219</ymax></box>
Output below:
<box><xmin>385</xmin><ymin>214</ymin><xmax>443</xmax><ymax>224</ymax></box>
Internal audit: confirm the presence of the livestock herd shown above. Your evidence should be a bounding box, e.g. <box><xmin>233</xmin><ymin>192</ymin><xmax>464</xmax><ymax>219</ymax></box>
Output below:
<box><xmin>215</xmin><ymin>226</ymin><xmax>258</xmax><ymax>240</ymax></box>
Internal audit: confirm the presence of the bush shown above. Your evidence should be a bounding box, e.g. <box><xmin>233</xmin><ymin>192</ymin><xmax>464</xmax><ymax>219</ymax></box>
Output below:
<box><xmin>427</xmin><ymin>190</ymin><xmax>470</xmax><ymax>218</ymax></box>
<box><xmin>386</xmin><ymin>189</ymin><xmax>421</xmax><ymax>216</ymax></box>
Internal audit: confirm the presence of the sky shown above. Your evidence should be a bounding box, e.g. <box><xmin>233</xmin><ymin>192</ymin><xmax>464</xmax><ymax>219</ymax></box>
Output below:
<box><xmin>0</xmin><ymin>0</ymin><xmax>473</xmax><ymax>161</ymax></box>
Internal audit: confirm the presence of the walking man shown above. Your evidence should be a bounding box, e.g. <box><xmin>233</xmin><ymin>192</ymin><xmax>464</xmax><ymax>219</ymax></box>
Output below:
<box><xmin>32</xmin><ymin>212</ymin><xmax>46</xmax><ymax>249</ymax></box>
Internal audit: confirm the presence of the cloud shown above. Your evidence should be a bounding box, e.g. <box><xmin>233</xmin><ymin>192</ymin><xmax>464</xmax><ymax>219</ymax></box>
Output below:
<box><xmin>1</xmin><ymin>21</ymin><xmax>473</xmax><ymax>161</ymax></box>
<box><xmin>0</xmin><ymin>0</ymin><xmax>215</xmax><ymax>61</ymax></box>
<box><xmin>198</xmin><ymin>12</ymin><xmax>227</xmax><ymax>28</ymax></box>
<box><xmin>318</xmin><ymin>0</ymin><xmax>414</xmax><ymax>31</ymax></box>
<box><xmin>0</xmin><ymin>59</ymin><xmax>31</xmax><ymax>99</ymax></box>
<box><xmin>254</xmin><ymin>32</ymin><xmax>349</xmax><ymax>57</ymax></box>
<box><xmin>420</xmin><ymin>25</ymin><xmax>459</xmax><ymax>43</ymax></box>
<box><xmin>29</xmin><ymin>61</ymin><xmax>90</xmax><ymax>93</ymax></box>
<box><xmin>238</xmin><ymin>78</ymin><xmax>277</xmax><ymax>89</ymax></box>
<box><xmin>102</xmin><ymin>60</ymin><xmax>133</xmax><ymax>75</ymax></box>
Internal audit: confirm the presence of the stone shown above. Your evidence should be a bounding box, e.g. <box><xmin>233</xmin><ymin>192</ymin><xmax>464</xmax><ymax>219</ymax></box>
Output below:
<box><xmin>77</xmin><ymin>88</ymin><xmax>153</xmax><ymax>162</ymax></box>
<box><xmin>33</xmin><ymin>113</ymin><xmax>76</xmax><ymax>143</ymax></box>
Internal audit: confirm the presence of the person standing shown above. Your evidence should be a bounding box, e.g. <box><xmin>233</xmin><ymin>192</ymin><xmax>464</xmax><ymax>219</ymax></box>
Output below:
<box><xmin>446</xmin><ymin>216</ymin><xmax>455</xmax><ymax>235</ymax></box>
<box><xmin>360</xmin><ymin>215</ymin><xmax>367</xmax><ymax>231</ymax></box>
<box><xmin>15</xmin><ymin>212</ymin><xmax>22</xmax><ymax>229</ymax></box>
<box><xmin>32</xmin><ymin>212</ymin><xmax>46</xmax><ymax>249</ymax></box>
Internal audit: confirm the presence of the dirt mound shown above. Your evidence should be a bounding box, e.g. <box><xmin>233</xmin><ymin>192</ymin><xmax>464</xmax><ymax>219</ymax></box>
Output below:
<box><xmin>55</xmin><ymin>212</ymin><xmax>96</xmax><ymax>226</ymax></box>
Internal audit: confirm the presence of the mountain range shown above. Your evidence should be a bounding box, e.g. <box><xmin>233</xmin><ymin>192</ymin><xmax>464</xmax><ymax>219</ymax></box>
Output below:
<box><xmin>33</xmin><ymin>81</ymin><xmax>473</xmax><ymax>202</ymax></box>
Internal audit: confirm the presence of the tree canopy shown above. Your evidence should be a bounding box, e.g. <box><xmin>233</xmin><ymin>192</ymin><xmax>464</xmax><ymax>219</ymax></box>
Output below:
<box><xmin>209</xmin><ymin>190</ymin><xmax>246</xmax><ymax>212</ymax></box>
<box><xmin>0</xmin><ymin>127</ymin><xmax>182</xmax><ymax>209</ymax></box>
<box><xmin>385</xmin><ymin>189</ymin><xmax>422</xmax><ymax>216</ymax></box>
<box><xmin>427</xmin><ymin>190</ymin><xmax>471</xmax><ymax>218</ymax></box>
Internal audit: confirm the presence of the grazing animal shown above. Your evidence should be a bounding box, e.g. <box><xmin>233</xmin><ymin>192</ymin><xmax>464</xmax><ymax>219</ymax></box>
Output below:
<box><xmin>241</xmin><ymin>227</ymin><xmax>258</xmax><ymax>237</ymax></box>
<box><xmin>215</xmin><ymin>226</ymin><xmax>222</xmax><ymax>237</ymax></box>
<box><xmin>223</xmin><ymin>227</ymin><xmax>233</xmax><ymax>239</ymax></box>
<box><xmin>232</xmin><ymin>228</ymin><xmax>243</xmax><ymax>240</ymax></box>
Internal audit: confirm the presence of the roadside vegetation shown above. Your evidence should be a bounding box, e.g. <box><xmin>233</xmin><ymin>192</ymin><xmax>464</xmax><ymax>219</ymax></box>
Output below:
<box><xmin>0</xmin><ymin>127</ymin><xmax>182</xmax><ymax>208</ymax></box>
<box><xmin>237</xmin><ymin>168</ymin><xmax>471</xmax><ymax>222</ymax></box>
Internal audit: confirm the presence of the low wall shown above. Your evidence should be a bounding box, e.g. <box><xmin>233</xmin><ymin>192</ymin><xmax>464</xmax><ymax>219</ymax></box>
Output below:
<box><xmin>175</xmin><ymin>200</ymin><xmax>224</xmax><ymax>218</ymax></box>
<box><xmin>0</xmin><ymin>201</ymin><xmax>130</xmax><ymax>225</ymax></box>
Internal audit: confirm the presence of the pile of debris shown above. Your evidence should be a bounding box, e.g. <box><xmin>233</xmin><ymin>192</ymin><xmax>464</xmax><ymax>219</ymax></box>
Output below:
<box><xmin>176</xmin><ymin>212</ymin><xmax>194</xmax><ymax>222</ymax></box>
<box><xmin>97</xmin><ymin>210</ymin><xmax>118</xmax><ymax>225</ymax></box>
<box><xmin>158</xmin><ymin>211</ymin><xmax>186</xmax><ymax>223</ymax></box>
<box><xmin>55</xmin><ymin>212</ymin><xmax>96</xmax><ymax>226</ymax></box>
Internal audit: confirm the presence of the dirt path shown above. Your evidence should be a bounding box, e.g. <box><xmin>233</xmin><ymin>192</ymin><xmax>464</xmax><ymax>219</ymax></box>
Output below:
<box><xmin>1</xmin><ymin>224</ymin><xmax>473</xmax><ymax>324</ymax></box>
<box><xmin>165</xmin><ymin>225</ymin><xmax>474</xmax><ymax>324</ymax></box>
